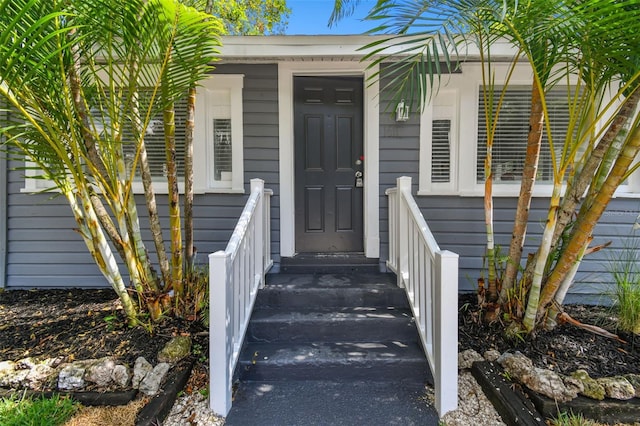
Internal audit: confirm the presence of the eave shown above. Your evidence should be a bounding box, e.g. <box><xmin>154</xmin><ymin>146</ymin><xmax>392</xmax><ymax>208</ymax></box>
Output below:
<box><xmin>218</xmin><ymin>35</ymin><xmax>519</xmax><ymax>63</ymax></box>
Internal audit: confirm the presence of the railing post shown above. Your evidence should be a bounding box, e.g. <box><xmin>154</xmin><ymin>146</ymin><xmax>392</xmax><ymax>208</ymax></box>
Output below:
<box><xmin>434</xmin><ymin>250</ymin><xmax>459</xmax><ymax>416</ymax></box>
<box><xmin>263</xmin><ymin>191</ymin><xmax>272</xmax><ymax>274</ymax></box>
<box><xmin>209</xmin><ymin>250</ymin><xmax>232</xmax><ymax>416</ymax></box>
<box><xmin>250</xmin><ymin>179</ymin><xmax>265</xmax><ymax>289</ymax></box>
<box><xmin>396</xmin><ymin>176</ymin><xmax>412</xmax><ymax>288</ymax></box>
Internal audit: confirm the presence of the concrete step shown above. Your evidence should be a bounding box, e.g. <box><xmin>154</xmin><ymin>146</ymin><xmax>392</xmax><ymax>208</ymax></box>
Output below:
<box><xmin>259</xmin><ymin>273</ymin><xmax>408</xmax><ymax>309</ymax></box>
<box><xmin>238</xmin><ymin>341</ymin><xmax>431</xmax><ymax>383</ymax></box>
<box><xmin>235</xmin><ymin>273</ymin><xmax>430</xmax><ymax>390</ymax></box>
<box><xmin>247</xmin><ymin>306</ymin><xmax>418</xmax><ymax>343</ymax></box>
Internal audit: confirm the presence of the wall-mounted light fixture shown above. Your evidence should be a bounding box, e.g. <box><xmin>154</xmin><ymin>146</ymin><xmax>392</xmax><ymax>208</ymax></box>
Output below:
<box><xmin>395</xmin><ymin>99</ymin><xmax>410</xmax><ymax>122</ymax></box>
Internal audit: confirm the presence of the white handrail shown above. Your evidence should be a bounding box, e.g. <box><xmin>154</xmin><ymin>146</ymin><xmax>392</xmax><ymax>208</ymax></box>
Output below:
<box><xmin>209</xmin><ymin>178</ymin><xmax>272</xmax><ymax>416</ymax></box>
<box><xmin>385</xmin><ymin>176</ymin><xmax>459</xmax><ymax>417</ymax></box>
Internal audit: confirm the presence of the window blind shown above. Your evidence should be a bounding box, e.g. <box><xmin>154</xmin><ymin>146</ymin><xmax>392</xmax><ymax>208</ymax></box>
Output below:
<box><xmin>432</xmin><ymin>119</ymin><xmax>451</xmax><ymax>183</ymax></box>
<box><xmin>476</xmin><ymin>86</ymin><xmax>576</xmax><ymax>184</ymax></box>
<box><xmin>213</xmin><ymin>118</ymin><xmax>232</xmax><ymax>181</ymax></box>
<box><xmin>123</xmin><ymin>94</ymin><xmax>188</xmax><ymax>179</ymax></box>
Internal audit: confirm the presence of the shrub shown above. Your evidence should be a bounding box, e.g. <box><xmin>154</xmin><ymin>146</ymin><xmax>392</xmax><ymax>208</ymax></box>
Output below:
<box><xmin>607</xmin><ymin>233</ymin><xmax>640</xmax><ymax>334</ymax></box>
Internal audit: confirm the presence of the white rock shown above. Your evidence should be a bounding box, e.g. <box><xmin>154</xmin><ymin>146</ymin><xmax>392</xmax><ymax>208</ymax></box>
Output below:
<box><xmin>139</xmin><ymin>362</ymin><xmax>170</xmax><ymax>396</ymax></box>
<box><xmin>15</xmin><ymin>357</ymin><xmax>37</xmax><ymax>369</ymax></box>
<box><xmin>132</xmin><ymin>357</ymin><xmax>153</xmax><ymax>389</ymax></box>
<box><xmin>483</xmin><ymin>349</ymin><xmax>501</xmax><ymax>362</ymax></box>
<box><xmin>26</xmin><ymin>364</ymin><xmax>56</xmax><ymax>390</ymax></box>
<box><xmin>164</xmin><ymin>392</ymin><xmax>225</xmax><ymax>426</ymax></box>
<box><xmin>3</xmin><ymin>369</ymin><xmax>30</xmax><ymax>388</ymax></box>
<box><xmin>58</xmin><ymin>364</ymin><xmax>86</xmax><ymax>390</ymax></box>
<box><xmin>597</xmin><ymin>376</ymin><xmax>636</xmax><ymax>400</ymax></box>
<box><xmin>458</xmin><ymin>349</ymin><xmax>483</xmax><ymax>369</ymax></box>
<box><xmin>85</xmin><ymin>358</ymin><xmax>116</xmax><ymax>387</ymax></box>
<box><xmin>499</xmin><ymin>352</ymin><xmax>577</xmax><ymax>402</ymax></box>
<box><xmin>0</xmin><ymin>361</ymin><xmax>16</xmax><ymax>387</ymax></box>
<box><xmin>111</xmin><ymin>364</ymin><xmax>131</xmax><ymax>388</ymax></box>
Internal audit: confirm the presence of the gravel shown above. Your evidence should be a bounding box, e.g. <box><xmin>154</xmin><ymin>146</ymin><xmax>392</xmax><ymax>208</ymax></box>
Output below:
<box><xmin>441</xmin><ymin>371</ymin><xmax>506</xmax><ymax>426</ymax></box>
<box><xmin>163</xmin><ymin>392</ymin><xmax>224</xmax><ymax>426</ymax></box>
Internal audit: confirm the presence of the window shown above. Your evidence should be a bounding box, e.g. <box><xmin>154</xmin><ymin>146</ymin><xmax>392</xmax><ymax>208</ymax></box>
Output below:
<box><xmin>476</xmin><ymin>86</ymin><xmax>577</xmax><ymax>185</ymax></box>
<box><xmin>197</xmin><ymin>74</ymin><xmax>245</xmax><ymax>192</ymax></box>
<box><xmin>418</xmin><ymin>89</ymin><xmax>458</xmax><ymax>194</ymax></box>
<box><xmin>24</xmin><ymin>73</ymin><xmax>245</xmax><ymax>193</ymax></box>
<box><xmin>417</xmin><ymin>62</ymin><xmax>639</xmax><ymax>197</ymax></box>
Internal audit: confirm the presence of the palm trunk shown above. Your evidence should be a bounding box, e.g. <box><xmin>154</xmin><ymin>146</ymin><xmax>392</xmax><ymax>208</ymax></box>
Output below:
<box><xmin>522</xmin><ymin>183</ymin><xmax>562</xmax><ymax>332</ymax></box>
<box><xmin>130</xmin><ymin>81</ymin><xmax>171</xmax><ymax>291</ymax></box>
<box><xmin>67</xmin><ymin>189</ymin><xmax>139</xmax><ymax>326</ymax></box>
<box><xmin>163</xmin><ymin>96</ymin><xmax>183</xmax><ymax>299</ymax></box>
<box><xmin>485</xmin><ymin>172</ymin><xmax>498</xmax><ymax>302</ymax></box>
<box><xmin>126</xmin><ymin>194</ymin><xmax>160</xmax><ymax>292</ymax></box>
<box><xmin>545</xmin><ymin>238</ymin><xmax>590</xmax><ymax>329</ymax></box>
<box><xmin>68</xmin><ymin>39</ymin><xmax>127</xmax><ymax>261</ymax></box>
<box><xmin>538</xmin><ymin>123</ymin><xmax>640</xmax><ymax>316</ymax></box>
<box><xmin>139</xmin><ymin>136</ymin><xmax>171</xmax><ymax>289</ymax></box>
<box><xmin>89</xmin><ymin>191</ymin><xmax>128</xmax><ymax>261</ymax></box>
<box><xmin>184</xmin><ymin>86</ymin><xmax>196</xmax><ymax>270</ymax></box>
<box><xmin>500</xmin><ymin>82</ymin><xmax>545</xmax><ymax>303</ymax></box>
<box><xmin>480</xmin><ymin>57</ymin><xmax>499</xmax><ymax>302</ymax></box>
<box><xmin>551</xmin><ymin>89</ymin><xmax>640</xmax><ymax>248</ymax></box>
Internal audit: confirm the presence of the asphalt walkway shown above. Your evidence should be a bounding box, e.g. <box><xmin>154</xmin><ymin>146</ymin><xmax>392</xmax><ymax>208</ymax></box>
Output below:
<box><xmin>224</xmin><ymin>380</ymin><xmax>439</xmax><ymax>426</ymax></box>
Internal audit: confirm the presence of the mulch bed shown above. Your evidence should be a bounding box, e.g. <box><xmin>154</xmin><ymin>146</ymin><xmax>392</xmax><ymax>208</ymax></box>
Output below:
<box><xmin>0</xmin><ymin>289</ymin><xmax>208</xmax><ymax>367</ymax></box>
<box><xmin>458</xmin><ymin>293</ymin><xmax>640</xmax><ymax>378</ymax></box>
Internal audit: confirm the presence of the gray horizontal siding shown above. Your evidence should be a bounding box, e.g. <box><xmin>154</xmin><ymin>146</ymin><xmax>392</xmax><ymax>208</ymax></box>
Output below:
<box><xmin>4</xmin><ymin>63</ymin><xmax>280</xmax><ymax>289</ymax></box>
<box><xmin>380</xmin><ymin>188</ymin><xmax>640</xmax><ymax>303</ymax></box>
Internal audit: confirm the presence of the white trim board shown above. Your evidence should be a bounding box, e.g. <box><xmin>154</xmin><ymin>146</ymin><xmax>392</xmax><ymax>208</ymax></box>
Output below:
<box><xmin>278</xmin><ymin>61</ymin><xmax>380</xmax><ymax>259</ymax></box>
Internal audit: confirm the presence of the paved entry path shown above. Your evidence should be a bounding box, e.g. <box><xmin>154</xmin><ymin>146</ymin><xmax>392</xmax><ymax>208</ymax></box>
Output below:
<box><xmin>225</xmin><ymin>380</ymin><xmax>438</xmax><ymax>426</ymax></box>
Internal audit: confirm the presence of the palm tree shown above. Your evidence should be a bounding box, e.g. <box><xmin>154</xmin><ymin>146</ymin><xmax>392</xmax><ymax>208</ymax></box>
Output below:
<box><xmin>334</xmin><ymin>0</ymin><xmax>640</xmax><ymax>332</ymax></box>
<box><xmin>0</xmin><ymin>0</ymin><xmax>222</xmax><ymax>325</ymax></box>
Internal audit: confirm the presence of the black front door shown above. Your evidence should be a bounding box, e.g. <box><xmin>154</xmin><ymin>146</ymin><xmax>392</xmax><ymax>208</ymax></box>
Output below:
<box><xmin>294</xmin><ymin>76</ymin><xmax>364</xmax><ymax>253</ymax></box>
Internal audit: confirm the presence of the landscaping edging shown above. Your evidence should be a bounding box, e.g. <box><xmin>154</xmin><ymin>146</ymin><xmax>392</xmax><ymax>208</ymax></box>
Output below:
<box><xmin>470</xmin><ymin>361</ymin><xmax>545</xmax><ymax>426</ymax></box>
<box><xmin>136</xmin><ymin>357</ymin><xmax>195</xmax><ymax>426</ymax></box>
<box><xmin>472</xmin><ymin>361</ymin><xmax>640</xmax><ymax>424</ymax></box>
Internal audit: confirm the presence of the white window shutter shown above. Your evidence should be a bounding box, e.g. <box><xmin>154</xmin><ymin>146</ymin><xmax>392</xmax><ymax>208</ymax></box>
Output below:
<box><xmin>431</xmin><ymin>119</ymin><xmax>451</xmax><ymax>183</ymax></box>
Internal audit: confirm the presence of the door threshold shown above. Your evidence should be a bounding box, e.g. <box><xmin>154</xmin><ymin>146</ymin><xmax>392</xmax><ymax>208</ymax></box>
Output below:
<box><xmin>279</xmin><ymin>253</ymin><xmax>379</xmax><ymax>274</ymax></box>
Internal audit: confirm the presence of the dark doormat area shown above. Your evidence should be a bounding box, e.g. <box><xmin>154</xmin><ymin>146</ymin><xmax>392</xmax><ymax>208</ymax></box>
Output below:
<box><xmin>224</xmin><ymin>380</ymin><xmax>439</xmax><ymax>426</ymax></box>
<box><xmin>471</xmin><ymin>361</ymin><xmax>640</xmax><ymax>425</ymax></box>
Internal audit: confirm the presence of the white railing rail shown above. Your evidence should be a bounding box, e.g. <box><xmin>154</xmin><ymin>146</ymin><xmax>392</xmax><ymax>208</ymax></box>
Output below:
<box><xmin>209</xmin><ymin>178</ymin><xmax>273</xmax><ymax>416</ymax></box>
<box><xmin>385</xmin><ymin>176</ymin><xmax>459</xmax><ymax>417</ymax></box>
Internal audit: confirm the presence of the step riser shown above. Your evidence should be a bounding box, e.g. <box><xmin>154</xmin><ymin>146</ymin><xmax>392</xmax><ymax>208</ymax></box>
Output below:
<box><xmin>247</xmin><ymin>320</ymin><xmax>419</xmax><ymax>343</ymax></box>
<box><xmin>256</xmin><ymin>289</ymin><xmax>410</xmax><ymax>309</ymax></box>
<box><xmin>239</xmin><ymin>363</ymin><xmax>431</xmax><ymax>383</ymax></box>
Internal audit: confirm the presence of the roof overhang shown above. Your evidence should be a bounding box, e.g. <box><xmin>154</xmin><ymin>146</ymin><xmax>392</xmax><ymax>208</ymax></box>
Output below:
<box><xmin>218</xmin><ymin>35</ymin><xmax>518</xmax><ymax>63</ymax></box>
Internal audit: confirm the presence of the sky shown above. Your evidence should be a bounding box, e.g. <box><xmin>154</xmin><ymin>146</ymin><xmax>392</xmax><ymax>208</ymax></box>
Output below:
<box><xmin>285</xmin><ymin>0</ymin><xmax>378</xmax><ymax>35</ymax></box>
